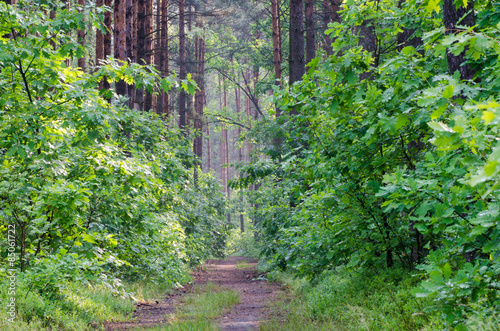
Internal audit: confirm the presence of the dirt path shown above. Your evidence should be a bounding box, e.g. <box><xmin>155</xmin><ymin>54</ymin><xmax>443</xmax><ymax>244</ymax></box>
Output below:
<box><xmin>105</xmin><ymin>256</ymin><xmax>282</xmax><ymax>330</ymax></box>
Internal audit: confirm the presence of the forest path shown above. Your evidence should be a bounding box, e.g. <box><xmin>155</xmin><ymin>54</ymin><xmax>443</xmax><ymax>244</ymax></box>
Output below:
<box><xmin>105</xmin><ymin>256</ymin><xmax>282</xmax><ymax>330</ymax></box>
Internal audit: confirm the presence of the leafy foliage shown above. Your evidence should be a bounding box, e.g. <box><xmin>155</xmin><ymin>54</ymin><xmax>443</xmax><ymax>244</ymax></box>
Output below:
<box><xmin>0</xmin><ymin>2</ymin><xmax>228</xmax><ymax>323</ymax></box>
<box><xmin>237</xmin><ymin>0</ymin><xmax>500</xmax><ymax>327</ymax></box>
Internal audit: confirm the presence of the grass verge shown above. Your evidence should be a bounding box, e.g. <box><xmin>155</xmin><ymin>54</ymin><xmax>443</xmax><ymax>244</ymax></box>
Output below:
<box><xmin>260</xmin><ymin>266</ymin><xmax>441</xmax><ymax>331</ymax></box>
<box><xmin>0</xmin><ymin>277</ymin><xmax>178</xmax><ymax>331</ymax></box>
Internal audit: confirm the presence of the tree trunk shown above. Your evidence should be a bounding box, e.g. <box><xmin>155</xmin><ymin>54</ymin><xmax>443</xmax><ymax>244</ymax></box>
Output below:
<box><xmin>154</xmin><ymin>0</ymin><xmax>162</xmax><ymax>114</ymax></box>
<box><xmin>179</xmin><ymin>0</ymin><xmax>187</xmax><ymax>130</ymax></box>
<box><xmin>193</xmin><ymin>14</ymin><xmax>205</xmax><ymax>172</ymax></box>
<box><xmin>126</xmin><ymin>0</ymin><xmax>137</xmax><ymax>108</ymax></box>
<box><xmin>305</xmin><ymin>0</ymin><xmax>316</xmax><ymax>63</ymax></box>
<box><xmin>114</xmin><ymin>0</ymin><xmax>127</xmax><ymax>95</ymax></box>
<box><xmin>144</xmin><ymin>0</ymin><xmax>154</xmax><ymax>110</ymax></box>
<box><xmin>206</xmin><ymin>121</ymin><xmax>211</xmax><ymax>172</ymax></box>
<box><xmin>443</xmin><ymin>0</ymin><xmax>475</xmax><ymax>80</ymax></box>
<box><xmin>223</xmin><ymin>80</ymin><xmax>229</xmax><ymax>195</ymax></box>
<box><xmin>161</xmin><ymin>0</ymin><xmax>169</xmax><ymax>117</ymax></box>
<box><xmin>289</xmin><ymin>0</ymin><xmax>305</xmax><ymax>86</ymax></box>
<box><xmin>271</xmin><ymin>0</ymin><xmax>282</xmax><ymax>91</ymax></box>
<box><xmin>77</xmin><ymin>0</ymin><xmax>85</xmax><ymax>70</ymax></box>
<box><xmin>96</xmin><ymin>0</ymin><xmax>112</xmax><ymax>90</ymax></box>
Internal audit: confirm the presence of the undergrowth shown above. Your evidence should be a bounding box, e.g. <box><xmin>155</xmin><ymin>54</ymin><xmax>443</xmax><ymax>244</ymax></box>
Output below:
<box><xmin>0</xmin><ymin>277</ymin><xmax>179</xmax><ymax>331</ymax></box>
<box><xmin>261</xmin><ymin>266</ymin><xmax>443</xmax><ymax>331</ymax></box>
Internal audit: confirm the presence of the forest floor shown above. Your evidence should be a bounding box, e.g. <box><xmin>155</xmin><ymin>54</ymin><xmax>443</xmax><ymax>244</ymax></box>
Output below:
<box><xmin>105</xmin><ymin>256</ymin><xmax>283</xmax><ymax>330</ymax></box>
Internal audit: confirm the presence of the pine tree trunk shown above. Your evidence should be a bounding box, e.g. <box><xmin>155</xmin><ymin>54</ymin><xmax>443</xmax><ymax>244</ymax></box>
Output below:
<box><xmin>126</xmin><ymin>0</ymin><xmax>137</xmax><ymax>108</ymax></box>
<box><xmin>206</xmin><ymin>122</ymin><xmax>211</xmax><ymax>171</ymax></box>
<box><xmin>114</xmin><ymin>0</ymin><xmax>127</xmax><ymax>95</ymax></box>
<box><xmin>193</xmin><ymin>12</ymin><xmax>205</xmax><ymax>171</ymax></box>
<box><xmin>144</xmin><ymin>0</ymin><xmax>153</xmax><ymax>111</ymax></box>
<box><xmin>223</xmin><ymin>81</ymin><xmax>229</xmax><ymax>195</ymax></box>
<box><xmin>77</xmin><ymin>0</ymin><xmax>85</xmax><ymax>70</ymax></box>
<box><xmin>305</xmin><ymin>0</ymin><xmax>316</xmax><ymax>63</ymax></box>
<box><xmin>179</xmin><ymin>0</ymin><xmax>187</xmax><ymax>130</ymax></box>
<box><xmin>96</xmin><ymin>0</ymin><xmax>112</xmax><ymax>90</ymax></box>
<box><xmin>289</xmin><ymin>0</ymin><xmax>305</xmax><ymax>86</ymax></box>
<box><xmin>161</xmin><ymin>0</ymin><xmax>169</xmax><ymax>117</ymax></box>
<box><xmin>154</xmin><ymin>0</ymin><xmax>162</xmax><ymax>114</ymax></box>
<box><xmin>271</xmin><ymin>0</ymin><xmax>282</xmax><ymax>91</ymax></box>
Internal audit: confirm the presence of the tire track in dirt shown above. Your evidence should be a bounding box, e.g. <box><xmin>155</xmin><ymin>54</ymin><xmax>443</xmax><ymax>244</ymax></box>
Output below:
<box><xmin>105</xmin><ymin>256</ymin><xmax>282</xmax><ymax>330</ymax></box>
<box><xmin>196</xmin><ymin>257</ymin><xmax>282</xmax><ymax>330</ymax></box>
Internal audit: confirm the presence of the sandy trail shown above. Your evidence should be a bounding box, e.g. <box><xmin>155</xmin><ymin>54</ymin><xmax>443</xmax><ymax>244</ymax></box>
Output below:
<box><xmin>105</xmin><ymin>256</ymin><xmax>282</xmax><ymax>330</ymax></box>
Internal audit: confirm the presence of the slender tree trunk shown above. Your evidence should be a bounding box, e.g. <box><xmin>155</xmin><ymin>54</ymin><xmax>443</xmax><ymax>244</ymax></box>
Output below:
<box><xmin>186</xmin><ymin>2</ymin><xmax>194</xmax><ymax>128</ymax></box>
<box><xmin>443</xmin><ymin>0</ymin><xmax>475</xmax><ymax>80</ymax></box>
<box><xmin>271</xmin><ymin>0</ymin><xmax>282</xmax><ymax>91</ymax></box>
<box><xmin>305</xmin><ymin>0</ymin><xmax>316</xmax><ymax>63</ymax></box>
<box><xmin>223</xmin><ymin>81</ymin><xmax>229</xmax><ymax>195</ymax></box>
<box><xmin>114</xmin><ymin>0</ymin><xmax>127</xmax><ymax>95</ymax></box>
<box><xmin>65</xmin><ymin>0</ymin><xmax>71</xmax><ymax>67</ymax></box>
<box><xmin>193</xmin><ymin>14</ymin><xmax>205</xmax><ymax>178</ymax></box>
<box><xmin>96</xmin><ymin>0</ymin><xmax>104</xmax><ymax>65</ymax></box>
<box><xmin>77</xmin><ymin>0</ymin><xmax>85</xmax><ymax>70</ymax></box>
<box><xmin>179</xmin><ymin>0</ymin><xmax>187</xmax><ymax>130</ymax></box>
<box><xmin>236</xmin><ymin>77</ymin><xmax>245</xmax><ymax>233</ymax></box>
<box><xmin>144</xmin><ymin>0</ymin><xmax>154</xmax><ymax>110</ymax></box>
<box><xmin>126</xmin><ymin>0</ymin><xmax>137</xmax><ymax>108</ymax></box>
<box><xmin>96</xmin><ymin>0</ymin><xmax>112</xmax><ymax>90</ymax></box>
<box><xmin>289</xmin><ymin>0</ymin><xmax>305</xmax><ymax>86</ymax></box>
<box><xmin>206</xmin><ymin>122</ymin><xmax>211</xmax><ymax>171</ymax></box>
<box><xmin>154</xmin><ymin>0</ymin><xmax>162</xmax><ymax>114</ymax></box>
<box><xmin>161</xmin><ymin>0</ymin><xmax>169</xmax><ymax>117</ymax></box>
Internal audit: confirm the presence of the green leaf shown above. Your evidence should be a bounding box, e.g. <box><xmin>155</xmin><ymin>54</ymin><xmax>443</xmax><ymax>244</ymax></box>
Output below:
<box><xmin>442</xmin><ymin>85</ymin><xmax>454</xmax><ymax>99</ymax></box>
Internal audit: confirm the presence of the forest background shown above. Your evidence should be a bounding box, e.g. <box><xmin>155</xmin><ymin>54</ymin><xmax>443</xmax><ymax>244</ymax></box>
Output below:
<box><xmin>0</xmin><ymin>0</ymin><xmax>499</xmax><ymax>330</ymax></box>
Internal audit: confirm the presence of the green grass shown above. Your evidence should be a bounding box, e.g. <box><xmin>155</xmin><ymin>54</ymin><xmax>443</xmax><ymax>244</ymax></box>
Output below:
<box><xmin>133</xmin><ymin>282</ymin><xmax>240</xmax><ymax>330</ymax></box>
<box><xmin>261</xmin><ymin>267</ymin><xmax>440</xmax><ymax>331</ymax></box>
<box><xmin>235</xmin><ymin>261</ymin><xmax>253</xmax><ymax>269</ymax></box>
<box><xmin>0</xmin><ymin>277</ymin><xmax>180</xmax><ymax>331</ymax></box>
<box><xmin>0</xmin><ymin>277</ymin><xmax>239</xmax><ymax>331</ymax></box>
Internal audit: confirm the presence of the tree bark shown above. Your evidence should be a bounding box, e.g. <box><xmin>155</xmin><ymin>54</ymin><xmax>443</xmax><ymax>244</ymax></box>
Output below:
<box><xmin>114</xmin><ymin>0</ymin><xmax>127</xmax><ymax>95</ymax></box>
<box><xmin>443</xmin><ymin>0</ymin><xmax>475</xmax><ymax>80</ymax></box>
<box><xmin>77</xmin><ymin>0</ymin><xmax>85</xmax><ymax>70</ymax></box>
<box><xmin>271</xmin><ymin>0</ymin><xmax>282</xmax><ymax>91</ymax></box>
<box><xmin>193</xmin><ymin>15</ymin><xmax>205</xmax><ymax>170</ymax></box>
<box><xmin>289</xmin><ymin>0</ymin><xmax>305</xmax><ymax>86</ymax></box>
<box><xmin>96</xmin><ymin>0</ymin><xmax>112</xmax><ymax>90</ymax></box>
<box><xmin>305</xmin><ymin>0</ymin><xmax>316</xmax><ymax>63</ymax></box>
<box><xmin>206</xmin><ymin>121</ymin><xmax>211</xmax><ymax>172</ymax></box>
<box><xmin>161</xmin><ymin>0</ymin><xmax>169</xmax><ymax>117</ymax></box>
<box><xmin>144</xmin><ymin>0</ymin><xmax>154</xmax><ymax>110</ymax></box>
<box><xmin>179</xmin><ymin>0</ymin><xmax>187</xmax><ymax>130</ymax></box>
<box><xmin>126</xmin><ymin>0</ymin><xmax>137</xmax><ymax>108</ymax></box>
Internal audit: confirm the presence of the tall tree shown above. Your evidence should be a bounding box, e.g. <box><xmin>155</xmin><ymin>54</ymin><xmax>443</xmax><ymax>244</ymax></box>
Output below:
<box><xmin>271</xmin><ymin>0</ymin><xmax>282</xmax><ymax>91</ymax></box>
<box><xmin>289</xmin><ymin>0</ymin><xmax>305</xmax><ymax>86</ymax></box>
<box><xmin>143</xmin><ymin>0</ymin><xmax>154</xmax><ymax>111</ymax></box>
<box><xmin>160</xmin><ymin>0</ymin><xmax>169</xmax><ymax>117</ymax></box>
<box><xmin>136</xmin><ymin>0</ymin><xmax>153</xmax><ymax>110</ymax></box>
<box><xmin>193</xmin><ymin>13</ymin><xmax>206</xmax><ymax>179</ymax></box>
<box><xmin>179</xmin><ymin>0</ymin><xmax>187</xmax><ymax>130</ymax></box>
<box><xmin>114</xmin><ymin>0</ymin><xmax>127</xmax><ymax>95</ymax></box>
<box><xmin>305</xmin><ymin>0</ymin><xmax>316</xmax><ymax>63</ymax></box>
<box><xmin>126</xmin><ymin>0</ymin><xmax>137</xmax><ymax>107</ymax></box>
<box><xmin>77</xmin><ymin>0</ymin><xmax>85</xmax><ymax>70</ymax></box>
<box><xmin>96</xmin><ymin>0</ymin><xmax>112</xmax><ymax>90</ymax></box>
